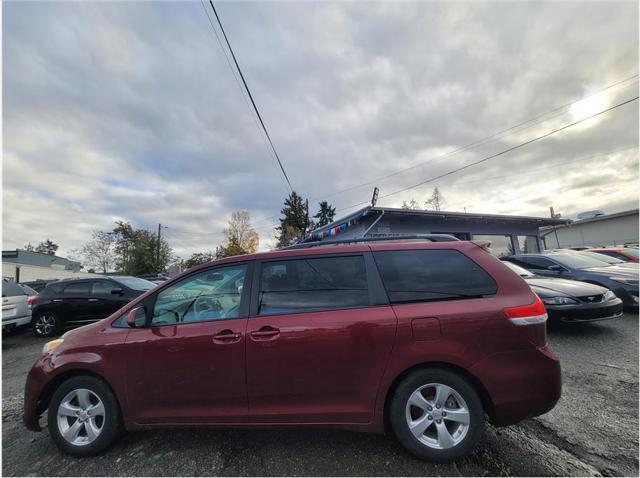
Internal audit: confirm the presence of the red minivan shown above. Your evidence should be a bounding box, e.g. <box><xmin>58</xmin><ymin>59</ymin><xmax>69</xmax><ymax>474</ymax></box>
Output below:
<box><xmin>24</xmin><ymin>240</ymin><xmax>561</xmax><ymax>462</ymax></box>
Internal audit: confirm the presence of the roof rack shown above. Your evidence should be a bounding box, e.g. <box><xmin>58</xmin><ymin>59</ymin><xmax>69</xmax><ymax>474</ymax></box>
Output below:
<box><xmin>282</xmin><ymin>234</ymin><xmax>460</xmax><ymax>250</ymax></box>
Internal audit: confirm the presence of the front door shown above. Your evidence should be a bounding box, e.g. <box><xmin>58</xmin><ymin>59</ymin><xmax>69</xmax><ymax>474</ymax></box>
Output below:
<box><xmin>246</xmin><ymin>254</ymin><xmax>397</xmax><ymax>424</ymax></box>
<box><xmin>124</xmin><ymin>262</ymin><xmax>252</xmax><ymax>425</ymax></box>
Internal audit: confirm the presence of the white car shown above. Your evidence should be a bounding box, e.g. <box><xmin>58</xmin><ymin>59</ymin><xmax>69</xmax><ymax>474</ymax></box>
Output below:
<box><xmin>2</xmin><ymin>280</ymin><xmax>36</xmax><ymax>331</ymax></box>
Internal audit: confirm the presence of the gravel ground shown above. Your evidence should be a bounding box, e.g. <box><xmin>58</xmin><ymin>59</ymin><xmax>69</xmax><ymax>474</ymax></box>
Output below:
<box><xmin>2</xmin><ymin>313</ymin><xmax>638</xmax><ymax>476</ymax></box>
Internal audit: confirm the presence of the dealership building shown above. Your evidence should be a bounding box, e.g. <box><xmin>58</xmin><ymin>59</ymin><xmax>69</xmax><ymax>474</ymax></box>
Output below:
<box><xmin>2</xmin><ymin>250</ymin><xmax>90</xmax><ymax>283</ymax></box>
<box><xmin>301</xmin><ymin>206</ymin><xmax>568</xmax><ymax>257</ymax></box>
<box><xmin>540</xmin><ymin>209</ymin><xmax>639</xmax><ymax>249</ymax></box>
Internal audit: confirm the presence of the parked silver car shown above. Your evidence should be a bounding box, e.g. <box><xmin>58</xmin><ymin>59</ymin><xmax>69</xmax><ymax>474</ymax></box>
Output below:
<box><xmin>2</xmin><ymin>280</ymin><xmax>36</xmax><ymax>331</ymax></box>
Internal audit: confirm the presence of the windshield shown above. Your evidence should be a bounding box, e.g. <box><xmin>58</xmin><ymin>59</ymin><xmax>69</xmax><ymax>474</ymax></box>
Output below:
<box><xmin>114</xmin><ymin>276</ymin><xmax>156</xmax><ymax>291</ymax></box>
<box><xmin>503</xmin><ymin>261</ymin><xmax>534</xmax><ymax>277</ymax></box>
<box><xmin>551</xmin><ymin>253</ymin><xmax>614</xmax><ymax>269</ymax></box>
<box><xmin>579</xmin><ymin>251</ymin><xmax>623</xmax><ymax>264</ymax></box>
<box><xmin>622</xmin><ymin>248</ymin><xmax>639</xmax><ymax>259</ymax></box>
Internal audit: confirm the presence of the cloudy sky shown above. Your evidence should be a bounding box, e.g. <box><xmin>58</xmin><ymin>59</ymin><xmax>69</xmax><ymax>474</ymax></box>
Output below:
<box><xmin>3</xmin><ymin>1</ymin><xmax>639</xmax><ymax>258</ymax></box>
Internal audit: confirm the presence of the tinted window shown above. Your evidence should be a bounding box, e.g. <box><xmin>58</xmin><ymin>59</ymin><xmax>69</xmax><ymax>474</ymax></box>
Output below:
<box><xmin>62</xmin><ymin>282</ymin><xmax>90</xmax><ymax>295</ymax></box>
<box><xmin>472</xmin><ymin>235</ymin><xmax>514</xmax><ymax>258</ymax></box>
<box><xmin>502</xmin><ymin>260</ymin><xmax>535</xmax><ymax>277</ymax></box>
<box><xmin>114</xmin><ymin>277</ymin><xmax>156</xmax><ymax>291</ymax></box>
<box><xmin>18</xmin><ymin>284</ymin><xmax>38</xmax><ymax>295</ymax></box>
<box><xmin>151</xmin><ymin>265</ymin><xmax>247</xmax><ymax>325</ymax></box>
<box><xmin>2</xmin><ymin>281</ymin><xmax>26</xmax><ymax>297</ymax></box>
<box><xmin>258</xmin><ymin>255</ymin><xmax>369</xmax><ymax>315</ymax></box>
<box><xmin>514</xmin><ymin>256</ymin><xmax>556</xmax><ymax>270</ymax></box>
<box><xmin>374</xmin><ymin>250</ymin><xmax>496</xmax><ymax>304</ymax></box>
<box><xmin>91</xmin><ymin>281</ymin><xmax>115</xmax><ymax>295</ymax></box>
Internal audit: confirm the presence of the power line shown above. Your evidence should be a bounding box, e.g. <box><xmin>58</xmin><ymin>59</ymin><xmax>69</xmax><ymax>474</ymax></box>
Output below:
<box><xmin>308</xmin><ymin>73</ymin><xmax>639</xmax><ymax>201</ymax></box>
<box><xmin>207</xmin><ymin>0</ymin><xmax>294</xmax><ymax>192</ymax></box>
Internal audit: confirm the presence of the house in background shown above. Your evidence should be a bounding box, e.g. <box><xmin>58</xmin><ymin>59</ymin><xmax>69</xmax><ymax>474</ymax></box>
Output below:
<box><xmin>541</xmin><ymin>209</ymin><xmax>639</xmax><ymax>249</ymax></box>
<box><xmin>302</xmin><ymin>206</ymin><xmax>568</xmax><ymax>257</ymax></box>
<box><xmin>2</xmin><ymin>249</ymin><xmax>91</xmax><ymax>282</ymax></box>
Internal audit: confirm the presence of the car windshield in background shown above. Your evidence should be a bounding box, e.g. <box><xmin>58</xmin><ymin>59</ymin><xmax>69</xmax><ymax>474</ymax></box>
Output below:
<box><xmin>622</xmin><ymin>248</ymin><xmax>639</xmax><ymax>259</ymax></box>
<box><xmin>579</xmin><ymin>251</ymin><xmax>624</xmax><ymax>264</ymax></box>
<box><xmin>114</xmin><ymin>277</ymin><xmax>156</xmax><ymax>291</ymax></box>
<box><xmin>551</xmin><ymin>253</ymin><xmax>614</xmax><ymax>269</ymax></box>
<box><xmin>503</xmin><ymin>261</ymin><xmax>535</xmax><ymax>277</ymax></box>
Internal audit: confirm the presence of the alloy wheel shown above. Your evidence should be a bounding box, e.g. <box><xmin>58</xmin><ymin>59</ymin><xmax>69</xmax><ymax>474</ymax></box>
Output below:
<box><xmin>405</xmin><ymin>382</ymin><xmax>471</xmax><ymax>449</ymax></box>
<box><xmin>56</xmin><ymin>389</ymin><xmax>105</xmax><ymax>446</ymax></box>
<box><xmin>34</xmin><ymin>315</ymin><xmax>56</xmax><ymax>336</ymax></box>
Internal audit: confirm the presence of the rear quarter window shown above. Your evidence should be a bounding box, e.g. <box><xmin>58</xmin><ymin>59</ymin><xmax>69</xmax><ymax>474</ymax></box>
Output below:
<box><xmin>373</xmin><ymin>249</ymin><xmax>497</xmax><ymax>304</ymax></box>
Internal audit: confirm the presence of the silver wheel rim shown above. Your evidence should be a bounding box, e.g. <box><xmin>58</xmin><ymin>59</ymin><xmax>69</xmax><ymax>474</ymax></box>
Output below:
<box><xmin>57</xmin><ymin>389</ymin><xmax>105</xmax><ymax>446</ymax></box>
<box><xmin>405</xmin><ymin>382</ymin><xmax>471</xmax><ymax>449</ymax></box>
<box><xmin>35</xmin><ymin>315</ymin><xmax>56</xmax><ymax>336</ymax></box>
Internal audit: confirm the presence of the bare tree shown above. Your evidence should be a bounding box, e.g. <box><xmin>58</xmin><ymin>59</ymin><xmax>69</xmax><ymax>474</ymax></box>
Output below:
<box><xmin>425</xmin><ymin>187</ymin><xmax>445</xmax><ymax>211</ymax></box>
<box><xmin>217</xmin><ymin>211</ymin><xmax>259</xmax><ymax>258</ymax></box>
<box><xmin>80</xmin><ymin>231</ymin><xmax>117</xmax><ymax>273</ymax></box>
<box><xmin>401</xmin><ymin>199</ymin><xmax>421</xmax><ymax>210</ymax></box>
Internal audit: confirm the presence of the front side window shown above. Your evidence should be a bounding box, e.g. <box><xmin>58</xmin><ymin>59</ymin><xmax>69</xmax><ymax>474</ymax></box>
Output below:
<box><xmin>258</xmin><ymin>255</ymin><xmax>369</xmax><ymax>315</ymax></box>
<box><xmin>472</xmin><ymin>235</ymin><xmax>514</xmax><ymax>258</ymax></box>
<box><xmin>151</xmin><ymin>265</ymin><xmax>247</xmax><ymax>326</ymax></box>
<box><xmin>91</xmin><ymin>281</ymin><xmax>115</xmax><ymax>295</ymax></box>
<box><xmin>374</xmin><ymin>250</ymin><xmax>497</xmax><ymax>304</ymax></box>
<box><xmin>516</xmin><ymin>235</ymin><xmax>540</xmax><ymax>254</ymax></box>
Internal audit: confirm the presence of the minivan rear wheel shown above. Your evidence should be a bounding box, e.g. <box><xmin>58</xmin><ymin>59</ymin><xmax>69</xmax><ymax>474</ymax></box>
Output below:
<box><xmin>389</xmin><ymin>368</ymin><xmax>484</xmax><ymax>462</ymax></box>
<box><xmin>48</xmin><ymin>376</ymin><xmax>121</xmax><ymax>456</ymax></box>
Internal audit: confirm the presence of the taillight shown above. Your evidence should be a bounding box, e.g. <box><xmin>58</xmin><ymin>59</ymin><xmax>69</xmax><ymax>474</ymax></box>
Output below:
<box><xmin>27</xmin><ymin>296</ymin><xmax>37</xmax><ymax>310</ymax></box>
<box><xmin>503</xmin><ymin>295</ymin><xmax>548</xmax><ymax>326</ymax></box>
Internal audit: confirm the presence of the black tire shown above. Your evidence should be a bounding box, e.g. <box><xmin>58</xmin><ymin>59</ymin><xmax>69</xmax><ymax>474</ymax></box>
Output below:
<box><xmin>32</xmin><ymin>312</ymin><xmax>62</xmax><ymax>337</ymax></box>
<box><xmin>47</xmin><ymin>376</ymin><xmax>122</xmax><ymax>456</ymax></box>
<box><xmin>389</xmin><ymin>368</ymin><xmax>484</xmax><ymax>462</ymax></box>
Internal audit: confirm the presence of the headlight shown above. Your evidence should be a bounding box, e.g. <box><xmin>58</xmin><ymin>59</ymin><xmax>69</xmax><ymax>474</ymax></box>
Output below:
<box><xmin>609</xmin><ymin>276</ymin><xmax>639</xmax><ymax>285</ymax></box>
<box><xmin>604</xmin><ymin>290</ymin><xmax>617</xmax><ymax>301</ymax></box>
<box><xmin>42</xmin><ymin>339</ymin><xmax>64</xmax><ymax>355</ymax></box>
<box><xmin>542</xmin><ymin>296</ymin><xmax>579</xmax><ymax>305</ymax></box>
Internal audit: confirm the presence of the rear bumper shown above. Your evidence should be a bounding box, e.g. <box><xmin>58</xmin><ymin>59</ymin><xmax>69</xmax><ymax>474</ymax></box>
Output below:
<box><xmin>471</xmin><ymin>345</ymin><xmax>561</xmax><ymax>426</ymax></box>
<box><xmin>546</xmin><ymin>299</ymin><xmax>623</xmax><ymax>323</ymax></box>
<box><xmin>2</xmin><ymin>315</ymin><xmax>32</xmax><ymax>329</ymax></box>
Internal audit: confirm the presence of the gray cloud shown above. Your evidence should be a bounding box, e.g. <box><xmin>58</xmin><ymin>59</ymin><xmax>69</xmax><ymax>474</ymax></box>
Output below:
<box><xmin>3</xmin><ymin>1</ymin><xmax>638</xmax><ymax>258</ymax></box>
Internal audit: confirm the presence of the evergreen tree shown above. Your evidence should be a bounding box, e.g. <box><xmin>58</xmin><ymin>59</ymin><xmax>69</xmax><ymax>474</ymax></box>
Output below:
<box><xmin>35</xmin><ymin>239</ymin><xmax>59</xmax><ymax>255</ymax></box>
<box><xmin>276</xmin><ymin>191</ymin><xmax>310</xmax><ymax>247</ymax></box>
<box><xmin>313</xmin><ymin>201</ymin><xmax>336</xmax><ymax>227</ymax></box>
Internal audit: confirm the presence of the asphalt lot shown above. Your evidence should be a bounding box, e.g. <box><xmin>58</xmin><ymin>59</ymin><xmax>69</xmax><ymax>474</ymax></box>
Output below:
<box><xmin>2</xmin><ymin>313</ymin><xmax>638</xmax><ymax>477</ymax></box>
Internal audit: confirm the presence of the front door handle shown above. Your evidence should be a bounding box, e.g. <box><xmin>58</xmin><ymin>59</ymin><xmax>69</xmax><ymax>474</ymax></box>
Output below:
<box><xmin>212</xmin><ymin>329</ymin><xmax>242</xmax><ymax>344</ymax></box>
<box><xmin>250</xmin><ymin>326</ymin><xmax>280</xmax><ymax>340</ymax></box>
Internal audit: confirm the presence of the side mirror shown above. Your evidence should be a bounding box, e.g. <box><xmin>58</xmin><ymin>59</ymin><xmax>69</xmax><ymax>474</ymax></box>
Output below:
<box><xmin>127</xmin><ymin>306</ymin><xmax>146</xmax><ymax>328</ymax></box>
<box><xmin>111</xmin><ymin>287</ymin><xmax>124</xmax><ymax>295</ymax></box>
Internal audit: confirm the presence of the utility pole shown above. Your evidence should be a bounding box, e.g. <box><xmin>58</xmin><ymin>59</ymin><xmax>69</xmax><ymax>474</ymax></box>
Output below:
<box><xmin>156</xmin><ymin>224</ymin><xmax>162</xmax><ymax>274</ymax></box>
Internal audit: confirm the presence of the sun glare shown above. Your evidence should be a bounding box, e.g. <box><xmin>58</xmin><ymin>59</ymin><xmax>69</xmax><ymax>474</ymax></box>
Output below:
<box><xmin>570</xmin><ymin>93</ymin><xmax>609</xmax><ymax>122</ymax></box>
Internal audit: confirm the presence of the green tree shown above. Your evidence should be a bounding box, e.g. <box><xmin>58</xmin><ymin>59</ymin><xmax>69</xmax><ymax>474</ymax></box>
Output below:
<box><xmin>276</xmin><ymin>192</ymin><xmax>310</xmax><ymax>247</ymax></box>
<box><xmin>112</xmin><ymin>222</ymin><xmax>173</xmax><ymax>275</ymax></box>
<box><xmin>183</xmin><ymin>251</ymin><xmax>216</xmax><ymax>270</ymax></box>
<box><xmin>313</xmin><ymin>201</ymin><xmax>336</xmax><ymax>227</ymax></box>
<box><xmin>35</xmin><ymin>239</ymin><xmax>59</xmax><ymax>255</ymax></box>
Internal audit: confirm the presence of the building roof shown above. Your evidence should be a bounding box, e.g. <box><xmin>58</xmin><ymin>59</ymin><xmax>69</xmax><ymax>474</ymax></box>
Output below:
<box><xmin>311</xmin><ymin>205</ymin><xmax>568</xmax><ymax>236</ymax></box>
<box><xmin>540</xmin><ymin>208</ymin><xmax>639</xmax><ymax>231</ymax></box>
<box><xmin>2</xmin><ymin>249</ymin><xmax>81</xmax><ymax>270</ymax></box>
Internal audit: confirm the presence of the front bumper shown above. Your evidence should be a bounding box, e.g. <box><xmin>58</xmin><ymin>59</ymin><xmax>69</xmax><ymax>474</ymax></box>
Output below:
<box><xmin>23</xmin><ymin>355</ymin><xmax>50</xmax><ymax>431</ymax></box>
<box><xmin>546</xmin><ymin>298</ymin><xmax>624</xmax><ymax>323</ymax></box>
<box><xmin>471</xmin><ymin>345</ymin><xmax>561</xmax><ymax>427</ymax></box>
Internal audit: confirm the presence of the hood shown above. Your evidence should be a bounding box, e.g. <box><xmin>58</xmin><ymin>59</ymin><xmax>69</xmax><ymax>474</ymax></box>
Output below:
<box><xmin>525</xmin><ymin>277</ymin><xmax>607</xmax><ymax>297</ymax></box>
<box><xmin>582</xmin><ymin>266</ymin><xmax>638</xmax><ymax>276</ymax></box>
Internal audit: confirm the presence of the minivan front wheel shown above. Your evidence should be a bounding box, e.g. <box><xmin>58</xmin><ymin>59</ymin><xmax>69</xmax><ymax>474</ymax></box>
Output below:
<box><xmin>48</xmin><ymin>376</ymin><xmax>121</xmax><ymax>456</ymax></box>
<box><xmin>390</xmin><ymin>368</ymin><xmax>484</xmax><ymax>462</ymax></box>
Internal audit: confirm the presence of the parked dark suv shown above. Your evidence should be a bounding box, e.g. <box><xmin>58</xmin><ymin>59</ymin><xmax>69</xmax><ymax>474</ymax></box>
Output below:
<box><xmin>30</xmin><ymin>277</ymin><xmax>155</xmax><ymax>337</ymax></box>
<box><xmin>24</xmin><ymin>241</ymin><xmax>561</xmax><ymax>462</ymax></box>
